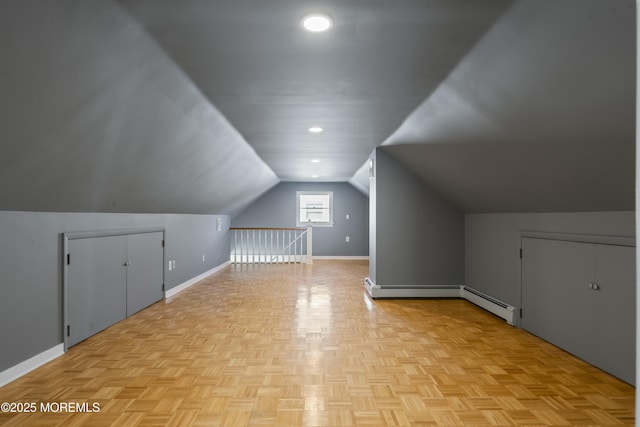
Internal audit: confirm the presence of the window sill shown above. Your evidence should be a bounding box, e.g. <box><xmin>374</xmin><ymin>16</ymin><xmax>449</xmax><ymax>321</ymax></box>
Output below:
<box><xmin>296</xmin><ymin>222</ymin><xmax>334</xmax><ymax>228</ymax></box>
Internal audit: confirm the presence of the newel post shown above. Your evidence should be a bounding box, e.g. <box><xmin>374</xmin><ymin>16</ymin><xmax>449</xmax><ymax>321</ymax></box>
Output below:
<box><xmin>306</xmin><ymin>225</ymin><xmax>313</xmax><ymax>264</ymax></box>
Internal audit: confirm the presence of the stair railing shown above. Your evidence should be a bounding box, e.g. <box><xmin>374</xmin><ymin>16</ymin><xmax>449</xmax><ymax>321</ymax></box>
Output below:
<box><xmin>230</xmin><ymin>226</ymin><xmax>313</xmax><ymax>264</ymax></box>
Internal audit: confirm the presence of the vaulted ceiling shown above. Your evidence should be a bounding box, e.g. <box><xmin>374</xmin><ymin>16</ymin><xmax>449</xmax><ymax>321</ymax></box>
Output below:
<box><xmin>0</xmin><ymin>0</ymin><xmax>635</xmax><ymax>214</ymax></box>
<box><xmin>116</xmin><ymin>0</ymin><xmax>512</xmax><ymax>183</ymax></box>
<box><xmin>377</xmin><ymin>0</ymin><xmax>636</xmax><ymax>212</ymax></box>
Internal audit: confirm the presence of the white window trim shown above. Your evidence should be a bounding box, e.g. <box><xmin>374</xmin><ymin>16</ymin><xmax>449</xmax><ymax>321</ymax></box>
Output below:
<box><xmin>296</xmin><ymin>191</ymin><xmax>334</xmax><ymax>227</ymax></box>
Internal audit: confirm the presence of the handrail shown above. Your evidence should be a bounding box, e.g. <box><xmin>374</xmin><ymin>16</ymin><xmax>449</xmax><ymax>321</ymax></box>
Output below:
<box><xmin>230</xmin><ymin>226</ymin><xmax>313</xmax><ymax>265</ymax></box>
<box><xmin>230</xmin><ymin>227</ymin><xmax>305</xmax><ymax>231</ymax></box>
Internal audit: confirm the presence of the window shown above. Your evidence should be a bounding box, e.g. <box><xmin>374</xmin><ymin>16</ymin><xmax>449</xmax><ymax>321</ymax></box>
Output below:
<box><xmin>296</xmin><ymin>191</ymin><xmax>333</xmax><ymax>227</ymax></box>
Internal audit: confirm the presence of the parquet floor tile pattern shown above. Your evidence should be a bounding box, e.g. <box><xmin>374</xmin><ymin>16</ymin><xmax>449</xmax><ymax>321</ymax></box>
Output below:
<box><xmin>0</xmin><ymin>261</ymin><xmax>634</xmax><ymax>426</ymax></box>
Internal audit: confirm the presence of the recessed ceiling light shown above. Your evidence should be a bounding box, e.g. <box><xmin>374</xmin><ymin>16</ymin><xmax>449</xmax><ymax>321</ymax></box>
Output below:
<box><xmin>311</xmin><ymin>159</ymin><xmax>320</xmax><ymax>163</ymax></box>
<box><xmin>308</xmin><ymin>127</ymin><xmax>324</xmax><ymax>133</ymax></box>
<box><xmin>312</xmin><ymin>175</ymin><xmax>320</xmax><ymax>178</ymax></box>
<box><xmin>301</xmin><ymin>14</ymin><xmax>333</xmax><ymax>33</ymax></box>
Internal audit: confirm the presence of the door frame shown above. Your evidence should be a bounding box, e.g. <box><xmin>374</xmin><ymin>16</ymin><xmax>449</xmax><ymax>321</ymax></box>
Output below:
<box><xmin>62</xmin><ymin>227</ymin><xmax>165</xmax><ymax>351</ymax></box>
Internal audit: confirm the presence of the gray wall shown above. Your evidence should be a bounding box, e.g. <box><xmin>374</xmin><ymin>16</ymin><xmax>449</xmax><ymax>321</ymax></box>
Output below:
<box><xmin>370</xmin><ymin>148</ymin><xmax>465</xmax><ymax>286</ymax></box>
<box><xmin>231</xmin><ymin>182</ymin><xmax>369</xmax><ymax>257</ymax></box>
<box><xmin>0</xmin><ymin>210</ymin><xmax>230</xmax><ymax>372</ymax></box>
<box><xmin>369</xmin><ymin>155</ymin><xmax>377</xmax><ymax>281</ymax></box>
<box><xmin>465</xmin><ymin>211</ymin><xmax>635</xmax><ymax>306</ymax></box>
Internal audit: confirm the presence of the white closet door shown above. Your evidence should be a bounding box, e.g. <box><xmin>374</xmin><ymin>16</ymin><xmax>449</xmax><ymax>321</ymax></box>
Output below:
<box><xmin>126</xmin><ymin>232</ymin><xmax>164</xmax><ymax>316</ymax></box>
<box><xmin>591</xmin><ymin>244</ymin><xmax>635</xmax><ymax>384</ymax></box>
<box><xmin>521</xmin><ymin>238</ymin><xmax>595</xmax><ymax>360</ymax></box>
<box><xmin>67</xmin><ymin>235</ymin><xmax>127</xmax><ymax>347</ymax></box>
<box><xmin>521</xmin><ymin>237</ymin><xmax>635</xmax><ymax>385</ymax></box>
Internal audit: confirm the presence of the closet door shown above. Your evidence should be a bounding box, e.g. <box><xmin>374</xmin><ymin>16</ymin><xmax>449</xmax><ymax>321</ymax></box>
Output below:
<box><xmin>67</xmin><ymin>235</ymin><xmax>127</xmax><ymax>347</ymax></box>
<box><xmin>522</xmin><ymin>237</ymin><xmax>635</xmax><ymax>385</ymax></box>
<box><xmin>591</xmin><ymin>244</ymin><xmax>635</xmax><ymax>384</ymax></box>
<box><xmin>126</xmin><ymin>232</ymin><xmax>164</xmax><ymax>316</ymax></box>
<box><xmin>521</xmin><ymin>238</ymin><xmax>595</xmax><ymax>360</ymax></box>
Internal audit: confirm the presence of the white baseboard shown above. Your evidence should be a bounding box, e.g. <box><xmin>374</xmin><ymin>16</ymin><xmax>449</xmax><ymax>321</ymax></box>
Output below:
<box><xmin>313</xmin><ymin>256</ymin><xmax>369</xmax><ymax>260</ymax></box>
<box><xmin>0</xmin><ymin>262</ymin><xmax>232</xmax><ymax>387</ymax></box>
<box><xmin>0</xmin><ymin>344</ymin><xmax>64</xmax><ymax>387</ymax></box>
<box><xmin>165</xmin><ymin>260</ymin><xmax>231</xmax><ymax>299</ymax></box>
<box><xmin>364</xmin><ymin>278</ymin><xmax>516</xmax><ymax>325</ymax></box>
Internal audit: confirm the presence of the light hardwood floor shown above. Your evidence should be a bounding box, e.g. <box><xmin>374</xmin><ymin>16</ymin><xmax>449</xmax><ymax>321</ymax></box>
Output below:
<box><xmin>0</xmin><ymin>260</ymin><xmax>634</xmax><ymax>426</ymax></box>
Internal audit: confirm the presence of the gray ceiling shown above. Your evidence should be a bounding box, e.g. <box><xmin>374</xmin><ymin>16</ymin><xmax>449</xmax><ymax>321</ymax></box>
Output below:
<box><xmin>0</xmin><ymin>0</ymin><xmax>635</xmax><ymax>214</ymax></box>
<box><xmin>116</xmin><ymin>0</ymin><xmax>513</xmax><ymax>182</ymax></box>
<box><xmin>379</xmin><ymin>0</ymin><xmax>636</xmax><ymax>212</ymax></box>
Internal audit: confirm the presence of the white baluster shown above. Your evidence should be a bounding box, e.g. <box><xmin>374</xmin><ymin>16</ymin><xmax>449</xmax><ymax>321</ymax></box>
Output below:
<box><xmin>239</xmin><ymin>230</ymin><xmax>243</xmax><ymax>264</ymax></box>
<box><xmin>233</xmin><ymin>230</ymin><xmax>237</xmax><ymax>263</ymax></box>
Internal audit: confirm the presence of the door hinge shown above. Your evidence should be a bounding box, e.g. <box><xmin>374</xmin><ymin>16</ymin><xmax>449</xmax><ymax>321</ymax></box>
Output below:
<box><xmin>519</xmin><ymin>308</ymin><xmax>523</xmax><ymax>318</ymax></box>
<box><xmin>519</xmin><ymin>248</ymin><xmax>522</xmax><ymax>259</ymax></box>
<box><xmin>67</xmin><ymin>325</ymin><xmax>70</xmax><ymax>337</ymax></box>
<box><xmin>67</xmin><ymin>254</ymin><xmax>71</xmax><ymax>265</ymax></box>
<box><xmin>162</xmin><ymin>284</ymin><xmax>165</xmax><ymax>291</ymax></box>
<box><xmin>162</xmin><ymin>240</ymin><xmax>165</xmax><ymax>247</ymax></box>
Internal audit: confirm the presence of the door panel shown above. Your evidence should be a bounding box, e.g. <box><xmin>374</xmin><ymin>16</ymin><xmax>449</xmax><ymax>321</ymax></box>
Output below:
<box><xmin>67</xmin><ymin>235</ymin><xmax>127</xmax><ymax>347</ymax></box>
<box><xmin>592</xmin><ymin>244</ymin><xmax>635</xmax><ymax>384</ymax></box>
<box><xmin>126</xmin><ymin>232</ymin><xmax>164</xmax><ymax>316</ymax></box>
<box><xmin>522</xmin><ymin>237</ymin><xmax>635</xmax><ymax>385</ymax></box>
<box><xmin>521</xmin><ymin>238</ymin><xmax>595</xmax><ymax>360</ymax></box>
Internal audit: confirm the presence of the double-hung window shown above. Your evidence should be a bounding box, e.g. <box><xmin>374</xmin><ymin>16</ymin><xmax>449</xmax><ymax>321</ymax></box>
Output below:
<box><xmin>296</xmin><ymin>191</ymin><xmax>333</xmax><ymax>227</ymax></box>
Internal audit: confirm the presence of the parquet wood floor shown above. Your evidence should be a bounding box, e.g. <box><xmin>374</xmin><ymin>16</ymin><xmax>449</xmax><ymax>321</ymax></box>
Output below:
<box><xmin>0</xmin><ymin>261</ymin><xmax>634</xmax><ymax>426</ymax></box>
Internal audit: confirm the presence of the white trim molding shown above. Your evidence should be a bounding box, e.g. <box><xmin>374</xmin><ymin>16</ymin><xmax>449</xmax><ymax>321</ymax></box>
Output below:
<box><xmin>296</xmin><ymin>191</ymin><xmax>334</xmax><ymax>227</ymax></box>
<box><xmin>519</xmin><ymin>230</ymin><xmax>635</xmax><ymax>247</ymax></box>
<box><xmin>313</xmin><ymin>256</ymin><xmax>369</xmax><ymax>260</ymax></box>
<box><xmin>0</xmin><ymin>344</ymin><xmax>64</xmax><ymax>387</ymax></box>
<box><xmin>165</xmin><ymin>261</ymin><xmax>231</xmax><ymax>299</ymax></box>
<box><xmin>364</xmin><ymin>278</ymin><xmax>516</xmax><ymax>325</ymax></box>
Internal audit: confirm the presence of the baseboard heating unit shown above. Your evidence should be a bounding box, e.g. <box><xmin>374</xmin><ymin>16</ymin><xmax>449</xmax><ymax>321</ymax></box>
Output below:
<box><xmin>460</xmin><ymin>286</ymin><xmax>516</xmax><ymax>325</ymax></box>
<box><xmin>364</xmin><ymin>278</ymin><xmax>516</xmax><ymax>326</ymax></box>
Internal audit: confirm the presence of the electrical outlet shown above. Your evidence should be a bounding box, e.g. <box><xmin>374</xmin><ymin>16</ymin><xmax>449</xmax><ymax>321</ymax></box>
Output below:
<box><xmin>345</xmin><ymin>236</ymin><xmax>350</xmax><ymax>242</ymax></box>
<box><xmin>346</xmin><ymin>214</ymin><xmax>350</xmax><ymax>220</ymax></box>
<box><xmin>168</xmin><ymin>260</ymin><xmax>172</xmax><ymax>271</ymax></box>
<box><xmin>202</xmin><ymin>254</ymin><xmax>205</xmax><ymax>262</ymax></box>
